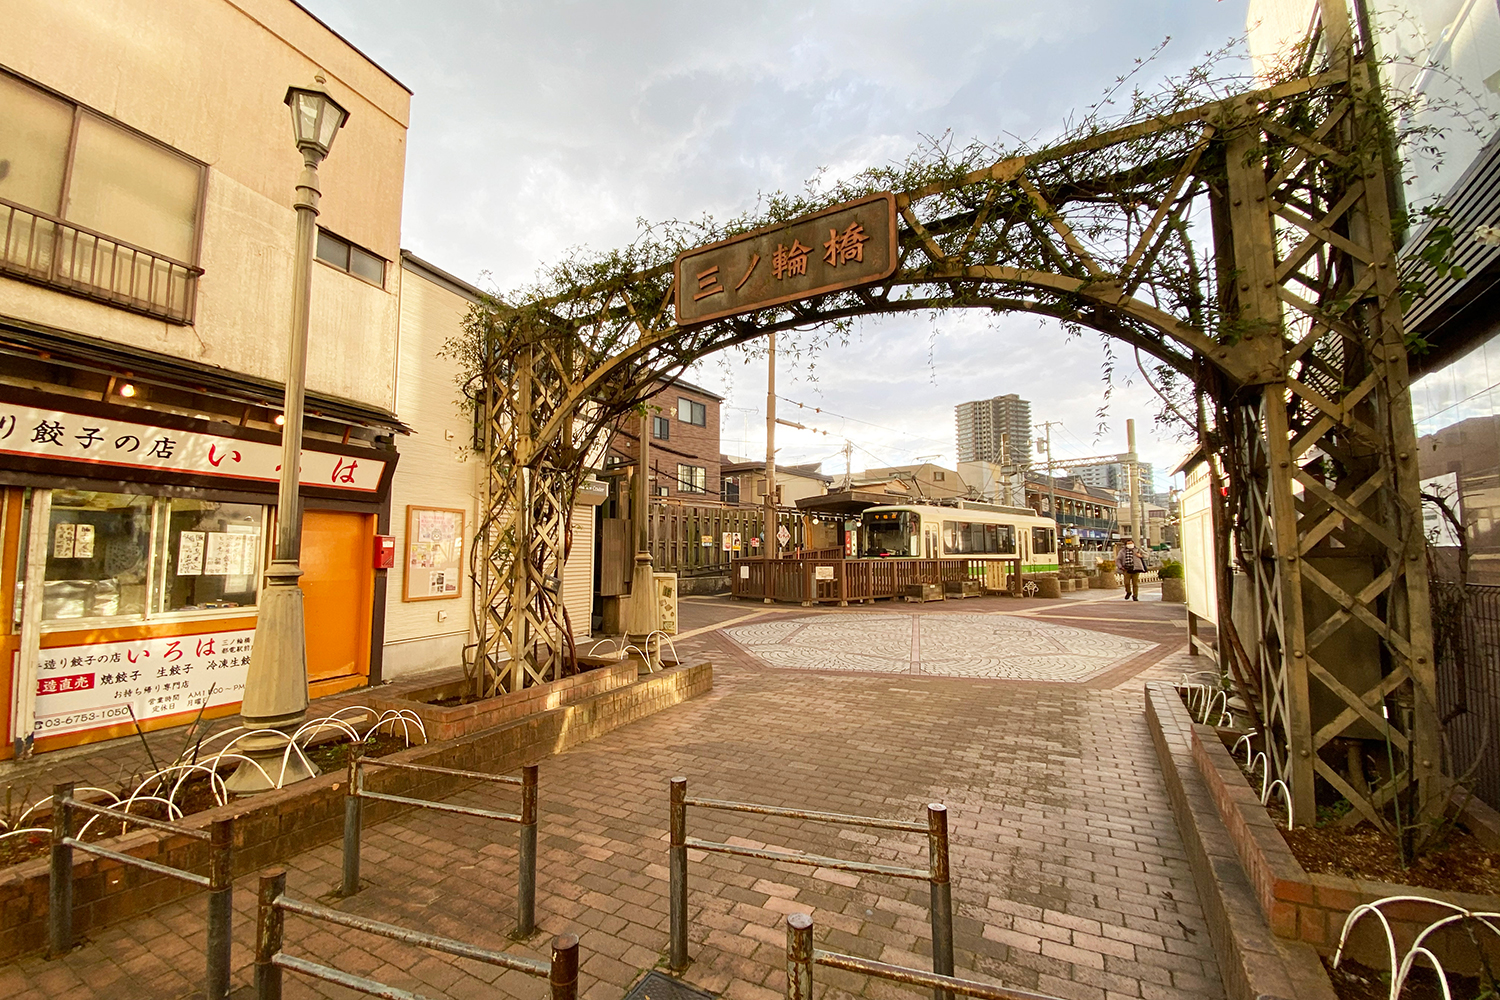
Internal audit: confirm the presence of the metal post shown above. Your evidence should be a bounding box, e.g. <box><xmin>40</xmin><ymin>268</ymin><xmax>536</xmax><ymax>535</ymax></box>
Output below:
<box><xmin>549</xmin><ymin>932</ymin><xmax>579</xmax><ymax>1000</ymax></box>
<box><xmin>205</xmin><ymin>818</ymin><xmax>235</xmax><ymax>999</ymax></box>
<box><xmin>48</xmin><ymin>780</ymin><xmax>74</xmax><ymax>958</ymax></box>
<box><xmin>254</xmin><ymin>868</ymin><xmax>286</xmax><ymax>1000</ymax></box>
<box><xmin>669</xmin><ymin>776</ymin><xmax>688</xmax><ymax>971</ymax></box>
<box><xmin>517</xmin><ymin>763</ymin><xmax>539</xmax><ymax>938</ymax></box>
<box><xmin>785</xmin><ymin>913</ymin><xmax>814</xmax><ymax>1000</ymax></box>
<box><xmin>341</xmin><ymin>743</ymin><xmax>363</xmax><ymax>897</ymax></box>
<box><xmin>927</xmin><ymin>804</ymin><xmax>954</xmax><ymax>1000</ymax></box>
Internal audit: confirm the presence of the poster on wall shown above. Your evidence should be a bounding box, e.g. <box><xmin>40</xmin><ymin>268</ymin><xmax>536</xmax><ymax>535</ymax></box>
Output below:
<box><xmin>404</xmin><ymin>506</ymin><xmax>464</xmax><ymax>601</ymax></box>
<box><xmin>23</xmin><ymin>628</ymin><xmax>254</xmax><ymax>739</ymax></box>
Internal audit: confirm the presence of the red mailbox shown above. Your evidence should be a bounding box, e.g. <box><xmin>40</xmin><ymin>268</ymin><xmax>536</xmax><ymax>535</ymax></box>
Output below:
<box><xmin>374</xmin><ymin>534</ymin><xmax>396</xmax><ymax>569</ymax></box>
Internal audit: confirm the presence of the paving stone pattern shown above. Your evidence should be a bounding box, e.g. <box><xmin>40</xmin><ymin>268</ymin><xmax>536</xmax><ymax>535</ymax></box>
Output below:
<box><xmin>0</xmin><ymin>591</ymin><xmax>1224</xmax><ymax>1000</ymax></box>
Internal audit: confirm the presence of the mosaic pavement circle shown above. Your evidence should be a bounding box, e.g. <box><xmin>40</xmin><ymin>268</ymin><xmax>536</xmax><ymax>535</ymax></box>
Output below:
<box><xmin>723</xmin><ymin>612</ymin><xmax>1153</xmax><ymax>682</ymax></box>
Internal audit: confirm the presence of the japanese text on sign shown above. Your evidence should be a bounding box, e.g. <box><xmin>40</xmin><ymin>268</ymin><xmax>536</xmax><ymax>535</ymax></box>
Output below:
<box><xmin>0</xmin><ymin>399</ymin><xmax>385</xmax><ymax>492</ymax></box>
<box><xmin>30</xmin><ymin>629</ymin><xmax>254</xmax><ymax>738</ymax></box>
<box><xmin>674</xmin><ymin>194</ymin><xmax>898</xmax><ymax>326</ymax></box>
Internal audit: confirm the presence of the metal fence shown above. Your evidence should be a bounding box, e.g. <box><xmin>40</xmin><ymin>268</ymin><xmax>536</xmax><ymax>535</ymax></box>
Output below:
<box><xmin>342</xmin><ymin>749</ymin><xmax>539</xmax><ymax>937</ymax></box>
<box><xmin>784</xmin><ymin>912</ymin><xmax>1065</xmax><ymax>1000</ymax></box>
<box><xmin>48</xmin><ymin>781</ymin><xmax>234</xmax><ymax>999</ymax></box>
<box><xmin>1432</xmin><ymin>582</ymin><xmax>1500</xmax><ymax>810</ymax></box>
<box><xmin>254</xmin><ymin>868</ymin><xmax>579</xmax><ymax>1000</ymax></box>
<box><xmin>668</xmin><ymin>777</ymin><xmax>954</xmax><ymax>999</ymax></box>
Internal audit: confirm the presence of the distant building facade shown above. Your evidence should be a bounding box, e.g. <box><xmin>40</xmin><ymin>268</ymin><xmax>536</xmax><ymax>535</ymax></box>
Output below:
<box><xmin>1069</xmin><ymin>460</ymin><xmax>1154</xmax><ymax>495</ymax></box>
<box><xmin>605</xmin><ymin>378</ymin><xmax>722</xmax><ymax>499</ymax></box>
<box><xmin>955</xmin><ymin>394</ymin><xmax>1031</xmax><ymax>466</ymax></box>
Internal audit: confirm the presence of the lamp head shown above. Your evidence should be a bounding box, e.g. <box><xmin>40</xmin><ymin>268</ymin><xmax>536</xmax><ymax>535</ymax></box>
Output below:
<box><xmin>284</xmin><ymin>79</ymin><xmax>349</xmax><ymax>159</ymax></box>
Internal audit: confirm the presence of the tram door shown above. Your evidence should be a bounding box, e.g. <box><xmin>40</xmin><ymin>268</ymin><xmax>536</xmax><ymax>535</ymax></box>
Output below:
<box><xmin>924</xmin><ymin>524</ymin><xmax>939</xmax><ymax>559</ymax></box>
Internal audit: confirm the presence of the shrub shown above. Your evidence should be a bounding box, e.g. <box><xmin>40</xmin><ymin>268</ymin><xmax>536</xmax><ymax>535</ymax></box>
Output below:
<box><xmin>1097</xmin><ymin>559</ymin><xmax>1116</xmax><ymax>573</ymax></box>
<box><xmin>1158</xmin><ymin>559</ymin><xmax>1184</xmax><ymax>579</ymax></box>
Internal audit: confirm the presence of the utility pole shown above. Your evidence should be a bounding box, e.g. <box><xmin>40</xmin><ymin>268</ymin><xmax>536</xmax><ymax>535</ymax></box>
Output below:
<box><xmin>764</xmin><ymin>333</ymin><xmax>778</xmax><ymax>602</ymax></box>
<box><xmin>1036</xmin><ymin>421</ymin><xmax>1061</xmax><ymax>525</ymax></box>
<box><xmin>841</xmin><ymin>439</ymin><xmax>853</xmax><ymax>490</ymax></box>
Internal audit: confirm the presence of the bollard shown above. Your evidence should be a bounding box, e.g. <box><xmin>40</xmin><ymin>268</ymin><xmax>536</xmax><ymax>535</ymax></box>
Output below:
<box><xmin>205</xmin><ymin>818</ymin><xmax>235</xmax><ymax>999</ymax></box>
<box><xmin>341</xmin><ymin>743</ymin><xmax>364</xmax><ymax>897</ymax></box>
<box><xmin>517</xmin><ymin>763</ymin><xmax>538</xmax><ymax>938</ymax></box>
<box><xmin>668</xmin><ymin>776</ymin><xmax>688</xmax><ymax>971</ymax></box>
<box><xmin>927</xmin><ymin>804</ymin><xmax>954</xmax><ymax>1000</ymax></box>
<box><xmin>48</xmin><ymin>780</ymin><xmax>75</xmax><ymax>958</ymax></box>
<box><xmin>549</xmin><ymin>931</ymin><xmax>580</xmax><ymax>1000</ymax></box>
<box><xmin>785</xmin><ymin>913</ymin><xmax>814</xmax><ymax>1000</ymax></box>
<box><xmin>254</xmin><ymin>868</ymin><xmax>286</xmax><ymax>1000</ymax></box>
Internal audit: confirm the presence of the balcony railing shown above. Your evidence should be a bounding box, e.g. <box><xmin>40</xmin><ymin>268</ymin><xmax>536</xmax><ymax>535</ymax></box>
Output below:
<box><xmin>0</xmin><ymin>196</ymin><xmax>200</xmax><ymax>324</ymax></box>
<box><xmin>1056</xmin><ymin>513</ymin><xmax>1115</xmax><ymax>530</ymax></box>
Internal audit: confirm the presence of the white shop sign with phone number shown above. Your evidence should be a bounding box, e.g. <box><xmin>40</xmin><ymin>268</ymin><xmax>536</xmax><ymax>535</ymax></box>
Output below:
<box><xmin>24</xmin><ymin>628</ymin><xmax>253</xmax><ymax>738</ymax></box>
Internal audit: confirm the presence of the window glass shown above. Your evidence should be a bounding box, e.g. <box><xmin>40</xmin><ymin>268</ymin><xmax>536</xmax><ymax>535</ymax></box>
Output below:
<box><xmin>653</xmin><ymin>415</ymin><xmax>670</xmax><ymax>440</ymax></box>
<box><xmin>160</xmin><ymin>500</ymin><xmax>263</xmax><ymax>612</ymax></box>
<box><xmin>677</xmin><ymin>464</ymin><xmax>706</xmax><ymax>492</ymax></box>
<box><xmin>1032</xmin><ymin>526</ymin><xmax>1055</xmax><ymax>554</ymax></box>
<box><xmin>42</xmin><ymin>491</ymin><xmax>153</xmax><ymax>621</ymax></box>
<box><xmin>349</xmin><ymin>245</ymin><xmax>385</xmax><ymax>286</ymax></box>
<box><xmin>67</xmin><ymin>114</ymin><xmax>200</xmax><ymax>261</ymax></box>
<box><xmin>0</xmin><ymin>72</ymin><xmax>71</xmax><ymax>215</ymax></box>
<box><xmin>316</xmin><ymin>229</ymin><xmax>350</xmax><ymax>269</ymax></box>
<box><xmin>677</xmin><ymin>398</ymin><xmax>706</xmax><ymax>426</ymax></box>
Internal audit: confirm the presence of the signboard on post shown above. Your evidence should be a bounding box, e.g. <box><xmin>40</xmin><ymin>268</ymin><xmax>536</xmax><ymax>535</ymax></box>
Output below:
<box><xmin>674</xmin><ymin>193</ymin><xmax>899</xmax><ymax>326</ymax></box>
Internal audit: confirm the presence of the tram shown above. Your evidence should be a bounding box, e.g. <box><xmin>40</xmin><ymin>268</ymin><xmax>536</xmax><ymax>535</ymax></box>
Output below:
<box><xmin>856</xmin><ymin>502</ymin><xmax>1059</xmax><ymax>574</ymax></box>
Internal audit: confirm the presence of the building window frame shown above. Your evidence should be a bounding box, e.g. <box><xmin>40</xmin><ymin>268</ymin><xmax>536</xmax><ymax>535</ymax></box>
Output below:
<box><xmin>652</xmin><ymin>414</ymin><xmax>670</xmax><ymax>440</ymax></box>
<box><xmin>315</xmin><ymin>228</ymin><xmax>387</xmax><ymax>287</ymax></box>
<box><xmin>677</xmin><ymin>398</ymin><xmax>707</xmax><ymax>427</ymax></box>
<box><xmin>0</xmin><ymin>66</ymin><xmax>208</xmax><ymax>324</ymax></box>
<box><xmin>677</xmin><ymin>464</ymin><xmax>707</xmax><ymax>493</ymax></box>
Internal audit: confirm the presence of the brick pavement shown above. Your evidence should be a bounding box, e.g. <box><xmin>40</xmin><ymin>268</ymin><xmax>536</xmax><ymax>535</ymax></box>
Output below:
<box><xmin>1</xmin><ymin>590</ymin><xmax>1224</xmax><ymax>1000</ymax></box>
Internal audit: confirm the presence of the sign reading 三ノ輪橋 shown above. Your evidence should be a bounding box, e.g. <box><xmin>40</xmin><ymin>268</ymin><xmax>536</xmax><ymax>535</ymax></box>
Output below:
<box><xmin>674</xmin><ymin>193</ymin><xmax>899</xmax><ymax>326</ymax></box>
<box><xmin>31</xmin><ymin>628</ymin><xmax>253</xmax><ymax>738</ymax></box>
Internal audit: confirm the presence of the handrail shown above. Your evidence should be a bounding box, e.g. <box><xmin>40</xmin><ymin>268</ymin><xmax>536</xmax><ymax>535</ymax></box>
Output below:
<box><xmin>48</xmin><ymin>781</ymin><xmax>233</xmax><ymax>999</ymax></box>
<box><xmin>255</xmin><ymin>869</ymin><xmax>579</xmax><ymax>1000</ymax></box>
<box><xmin>669</xmin><ymin>776</ymin><xmax>955</xmax><ymax>1000</ymax></box>
<box><xmin>342</xmin><ymin>748</ymin><xmax>539</xmax><ymax>937</ymax></box>
<box><xmin>0</xmin><ymin>194</ymin><xmax>201</xmax><ymax>270</ymax></box>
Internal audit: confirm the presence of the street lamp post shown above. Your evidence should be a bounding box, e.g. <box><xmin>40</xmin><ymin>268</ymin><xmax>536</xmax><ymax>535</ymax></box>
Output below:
<box><xmin>226</xmin><ymin>80</ymin><xmax>348</xmax><ymax>793</ymax></box>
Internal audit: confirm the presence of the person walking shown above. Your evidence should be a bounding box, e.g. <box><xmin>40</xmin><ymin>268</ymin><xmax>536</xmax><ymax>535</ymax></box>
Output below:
<box><xmin>1119</xmin><ymin>540</ymin><xmax>1146</xmax><ymax>601</ymax></box>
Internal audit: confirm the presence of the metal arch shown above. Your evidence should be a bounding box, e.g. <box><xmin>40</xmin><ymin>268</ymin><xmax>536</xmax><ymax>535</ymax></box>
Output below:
<box><xmin>469</xmin><ymin>20</ymin><xmax>1443</xmax><ymax>828</ymax></box>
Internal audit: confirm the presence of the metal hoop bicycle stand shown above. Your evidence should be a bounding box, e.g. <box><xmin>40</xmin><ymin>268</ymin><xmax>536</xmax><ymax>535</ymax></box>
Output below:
<box><xmin>342</xmin><ymin>746</ymin><xmax>539</xmax><ymax>938</ymax></box>
<box><xmin>255</xmin><ymin>867</ymin><xmax>579</xmax><ymax>1000</ymax></box>
<box><xmin>669</xmin><ymin>776</ymin><xmax>954</xmax><ymax>1000</ymax></box>
<box><xmin>48</xmin><ymin>780</ymin><xmax>235</xmax><ymax>999</ymax></box>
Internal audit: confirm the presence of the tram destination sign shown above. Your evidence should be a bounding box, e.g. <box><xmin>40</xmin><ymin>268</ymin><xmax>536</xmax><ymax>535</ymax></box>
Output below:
<box><xmin>674</xmin><ymin>192</ymin><xmax>898</xmax><ymax>326</ymax></box>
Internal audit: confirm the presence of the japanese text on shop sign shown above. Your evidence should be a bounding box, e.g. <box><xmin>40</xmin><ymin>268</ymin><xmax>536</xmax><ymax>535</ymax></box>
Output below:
<box><xmin>31</xmin><ymin>629</ymin><xmax>254</xmax><ymax>738</ymax></box>
<box><xmin>0</xmin><ymin>402</ymin><xmax>383</xmax><ymax>492</ymax></box>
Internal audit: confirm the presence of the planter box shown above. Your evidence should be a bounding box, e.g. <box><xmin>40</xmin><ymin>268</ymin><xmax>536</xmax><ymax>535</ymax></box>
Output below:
<box><xmin>0</xmin><ymin>662</ymin><xmax>713</xmax><ymax>960</ymax></box>
<box><xmin>1160</xmin><ymin>577</ymin><xmax>1186</xmax><ymax>602</ymax></box>
<box><xmin>944</xmin><ymin>579</ymin><xmax>982</xmax><ymax>598</ymax></box>
<box><xmin>1148</xmin><ymin>682</ymin><xmax>1500</xmax><ymax>977</ymax></box>
<box><xmin>367</xmin><ymin>658</ymin><xmax>639</xmax><ymax>742</ymax></box>
<box><xmin>903</xmin><ymin>582</ymin><xmax>944</xmax><ymax>603</ymax></box>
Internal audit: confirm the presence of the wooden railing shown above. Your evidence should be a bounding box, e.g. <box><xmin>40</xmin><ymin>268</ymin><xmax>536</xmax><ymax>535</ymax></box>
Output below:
<box><xmin>730</xmin><ymin>557</ymin><xmax>1023</xmax><ymax>604</ymax></box>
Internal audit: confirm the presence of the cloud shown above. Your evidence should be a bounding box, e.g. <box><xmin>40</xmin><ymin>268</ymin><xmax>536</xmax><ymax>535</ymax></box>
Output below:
<box><xmin>303</xmin><ymin>0</ymin><xmax>1248</xmax><ymax>490</ymax></box>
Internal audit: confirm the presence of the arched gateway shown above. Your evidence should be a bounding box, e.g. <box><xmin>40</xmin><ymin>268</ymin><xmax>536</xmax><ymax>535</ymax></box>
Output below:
<box><xmin>457</xmin><ymin>2</ymin><xmax>1439</xmax><ymax>830</ymax></box>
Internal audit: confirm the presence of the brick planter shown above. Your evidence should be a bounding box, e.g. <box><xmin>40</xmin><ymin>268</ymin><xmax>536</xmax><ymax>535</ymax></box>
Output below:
<box><xmin>0</xmin><ymin>662</ymin><xmax>712</xmax><ymax>960</ymax></box>
<box><xmin>366</xmin><ymin>658</ymin><xmax>641</xmax><ymax>741</ymax></box>
<box><xmin>1149</xmin><ymin>681</ymin><xmax>1500</xmax><ymax>979</ymax></box>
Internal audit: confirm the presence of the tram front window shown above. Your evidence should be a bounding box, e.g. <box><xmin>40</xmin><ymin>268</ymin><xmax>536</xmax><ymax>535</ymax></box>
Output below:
<box><xmin>863</xmin><ymin>511</ymin><xmax>914</xmax><ymax>557</ymax></box>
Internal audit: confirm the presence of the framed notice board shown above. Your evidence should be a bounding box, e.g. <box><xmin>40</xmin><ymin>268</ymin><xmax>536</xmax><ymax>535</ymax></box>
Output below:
<box><xmin>404</xmin><ymin>506</ymin><xmax>464</xmax><ymax>601</ymax></box>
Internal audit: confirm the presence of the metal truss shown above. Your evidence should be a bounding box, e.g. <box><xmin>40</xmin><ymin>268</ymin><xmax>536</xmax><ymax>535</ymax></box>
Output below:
<box><xmin>469</xmin><ymin>4</ymin><xmax>1439</xmax><ymax>825</ymax></box>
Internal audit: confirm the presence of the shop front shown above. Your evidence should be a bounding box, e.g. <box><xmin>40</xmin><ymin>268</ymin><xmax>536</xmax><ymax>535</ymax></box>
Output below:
<box><xmin>1</xmin><ymin>384</ymin><xmax>397</xmax><ymax>759</ymax></box>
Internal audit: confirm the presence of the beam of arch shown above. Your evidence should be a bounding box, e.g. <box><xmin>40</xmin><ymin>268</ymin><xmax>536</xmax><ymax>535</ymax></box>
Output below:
<box><xmin>460</xmin><ymin>4</ymin><xmax>1440</xmax><ymax>832</ymax></box>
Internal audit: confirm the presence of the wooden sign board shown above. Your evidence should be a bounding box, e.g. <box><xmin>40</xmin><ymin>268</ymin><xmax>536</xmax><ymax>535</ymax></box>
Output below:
<box><xmin>674</xmin><ymin>193</ymin><xmax>898</xmax><ymax>326</ymax></box>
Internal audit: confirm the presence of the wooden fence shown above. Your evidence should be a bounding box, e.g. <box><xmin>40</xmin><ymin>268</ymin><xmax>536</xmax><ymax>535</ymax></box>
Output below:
<box><xmin>648</xmin><ymin>502</ymin><xmax>808</xmax><ymax>577</ymax></box>
<box><xmin>729</xmin><ymin>557</ymin><xmax>1023</xmax><ymax>604</ymax></box>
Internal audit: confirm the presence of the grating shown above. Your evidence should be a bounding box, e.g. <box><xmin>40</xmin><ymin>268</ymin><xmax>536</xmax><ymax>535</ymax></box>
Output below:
<box><xmin>622</xmin><ymin>970</ymin><xmax>718</xmax><ymax>1000</ymax></box>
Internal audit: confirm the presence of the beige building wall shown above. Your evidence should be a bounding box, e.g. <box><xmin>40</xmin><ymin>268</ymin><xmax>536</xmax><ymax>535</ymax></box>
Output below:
<box><xmin>0</xmin><ymin>0</ymin><xmax>410</xmax><ymax>411</ymax></box>
<box><xmin>385</xmin><ymin>256</ymin><xmax>596</xmax><ymax>680</ymax></box>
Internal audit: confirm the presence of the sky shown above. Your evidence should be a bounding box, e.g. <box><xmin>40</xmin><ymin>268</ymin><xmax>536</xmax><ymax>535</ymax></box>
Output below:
<box><xmin>302</xmin><ymin>0</ymin><xmax>1254</xmax><ymax>493</ymax></box>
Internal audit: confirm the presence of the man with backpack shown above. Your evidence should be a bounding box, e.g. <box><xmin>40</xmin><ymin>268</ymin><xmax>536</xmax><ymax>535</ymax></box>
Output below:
<box><xmin>1118</xmin><ymin>540</ymin><xmax>1146</xmax><ymax>601</ymax></box>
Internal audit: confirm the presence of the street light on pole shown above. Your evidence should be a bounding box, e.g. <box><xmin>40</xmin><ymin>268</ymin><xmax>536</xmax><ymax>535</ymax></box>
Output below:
<box><xmin>226</xmin><ymin>78</ymin><xmax>348</xmax><ymax>793</ymax></box>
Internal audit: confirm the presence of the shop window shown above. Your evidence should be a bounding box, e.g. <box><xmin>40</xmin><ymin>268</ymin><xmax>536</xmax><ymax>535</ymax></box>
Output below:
<box><xmin>316</xmin><ymin>228</ymin><xmax>386</xmax><ymax>287</ymax></box>
<box><xmin>43</xmin><ymin>491</ymin><xmax>153</xmax><ymax>620</ymax></box>
<box><xmin>0</xmin><ymin>69</ymin><xmax>205</xmax><ymax>323</ymax></box>
<box><xmin>36</xmin><ymin>490</ymin><xmax>264</xmax><ymax>625</ymax></box>
<box><xmin>160</xmin><ymin>500</ymin><xmax>264</xmax><ymax>612</ymax></box>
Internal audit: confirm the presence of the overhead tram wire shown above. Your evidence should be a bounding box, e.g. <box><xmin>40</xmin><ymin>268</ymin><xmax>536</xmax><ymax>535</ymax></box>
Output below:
<box><xmin>774</xmin><ymin>395</ymin><xmax>952</xmax><ymax>448</ymax></box>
